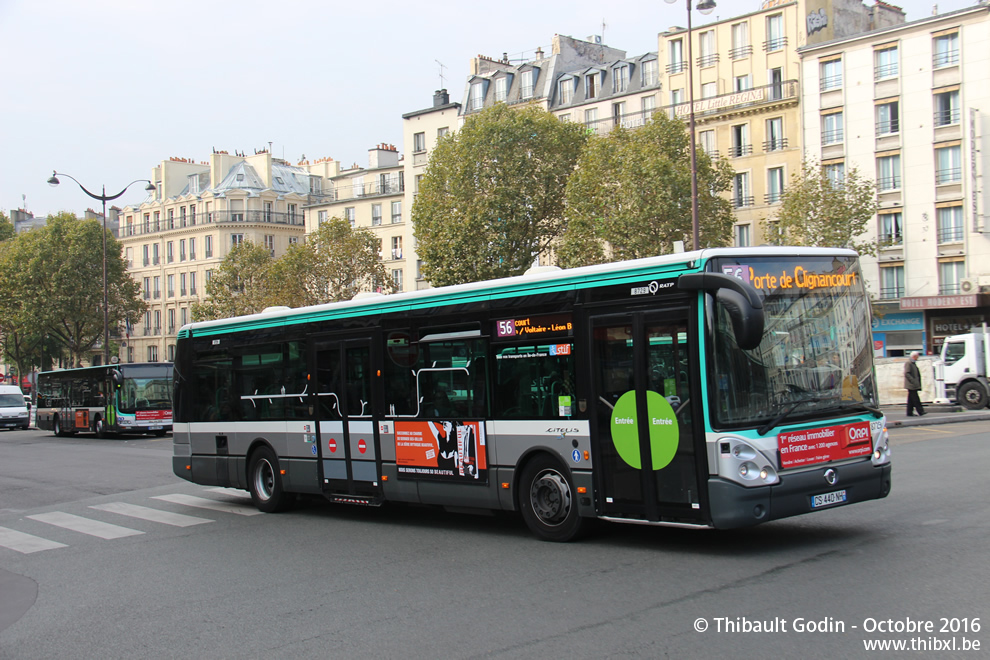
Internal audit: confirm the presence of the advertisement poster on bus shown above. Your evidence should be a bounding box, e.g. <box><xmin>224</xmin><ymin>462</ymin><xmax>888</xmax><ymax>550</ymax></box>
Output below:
<box><xmin>778</xmin><ymin>421</ymin><xmax>872</xmax><ymax>468</ymax></box>
<box><xmin>395</xmin><ymin>420</ymin><xmax>487</xmax><ymax>483</ymax></box>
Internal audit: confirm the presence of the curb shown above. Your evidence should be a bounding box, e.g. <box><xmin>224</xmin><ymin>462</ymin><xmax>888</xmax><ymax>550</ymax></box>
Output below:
<box><xmin>884</xmin><ymin>411</ymin><xmax>990</xmax><ymax>428</ymax></box>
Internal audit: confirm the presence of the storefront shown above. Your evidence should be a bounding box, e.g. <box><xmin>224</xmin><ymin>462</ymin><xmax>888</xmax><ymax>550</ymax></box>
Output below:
<box><xmin>871</xmin><ymin>311</ymin><xmax>924</xmax><ymax>358</ymax></box>
<box><xmin>899</xmin><ymin>294</ymin><xmax>990</xmax><ymax>356</ymax></box>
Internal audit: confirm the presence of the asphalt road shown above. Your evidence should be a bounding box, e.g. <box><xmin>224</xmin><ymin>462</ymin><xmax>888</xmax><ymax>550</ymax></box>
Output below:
<box><xmin>1</xmin><ymin>421</ymin><xmax>987</xmax><ymax>659</ymax></box>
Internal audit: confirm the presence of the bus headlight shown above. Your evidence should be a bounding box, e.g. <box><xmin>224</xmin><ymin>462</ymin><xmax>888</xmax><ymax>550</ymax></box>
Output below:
<box><xmin>719</xmin><ymin>437</ymin><xmax>779</xmax><ymax>487</ymax></box>
<box><xmin>871</xmin><ymin>426</ymin><xmax>891</xmax><ymax>466</ymax></box>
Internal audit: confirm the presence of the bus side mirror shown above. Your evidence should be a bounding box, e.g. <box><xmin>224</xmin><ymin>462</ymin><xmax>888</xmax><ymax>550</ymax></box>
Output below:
<box><xmin>678</xmin><ymin>272</ymin><xmax>765</xmax><ymax>351</ymax></box>
<box><xmin>111</xmin><ymin>370</ymin><xmax>124</xmax><ymax>387</ymax></box>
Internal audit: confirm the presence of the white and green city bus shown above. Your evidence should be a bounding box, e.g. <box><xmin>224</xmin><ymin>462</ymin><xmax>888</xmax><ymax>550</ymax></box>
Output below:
<box><xmin>171</xmin><ymin>247</ymin><xmax>891</xmax><ymax>541</ymax></box>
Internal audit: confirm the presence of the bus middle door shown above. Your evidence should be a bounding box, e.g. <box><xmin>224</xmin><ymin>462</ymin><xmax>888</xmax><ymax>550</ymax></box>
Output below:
<box><xmin>591</xmin><ymin>310</ymin><xmax>702</xmax><ymax>524</ymax></box>
<box><xmin>312</xmin><ymin>337</ymin><xmax>381</xmax><ymax>503</ymax></box>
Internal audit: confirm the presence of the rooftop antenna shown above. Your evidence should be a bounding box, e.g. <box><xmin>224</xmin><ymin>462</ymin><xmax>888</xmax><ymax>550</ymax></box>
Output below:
<box><xmin>435</xmin><ymin>60</ymin><xmax>447</xmax><ymax>89</ymax></box>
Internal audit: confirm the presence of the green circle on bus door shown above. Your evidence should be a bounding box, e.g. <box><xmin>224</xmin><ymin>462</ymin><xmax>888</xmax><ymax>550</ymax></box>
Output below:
<box><xmin>610</xmin><ymin>390</ymin><xmax>680</xmax><ymax>470</ymax></box>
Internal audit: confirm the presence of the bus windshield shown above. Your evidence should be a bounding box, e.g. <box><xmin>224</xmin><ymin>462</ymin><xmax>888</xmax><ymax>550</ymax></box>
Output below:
<box><xmin>119</xmin><ymin>365</ymin><xmax>173</xmax><ymax>413</ymax></box>
<box><xmin>710</xmin><ymin>255</ymin><xmax>877</xmax><ymax>429</ymax></box>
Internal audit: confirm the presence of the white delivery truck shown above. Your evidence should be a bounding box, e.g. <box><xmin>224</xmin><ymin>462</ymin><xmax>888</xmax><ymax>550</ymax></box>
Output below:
<box><xmin>933</xmin><ymin>324</ymin><xmax>990</xmax><ymax>409</ymax></box>
<box><xmin>0</xmin><ymin>384</ymin><xmax>30</xmax><ymax>430</ymax></box>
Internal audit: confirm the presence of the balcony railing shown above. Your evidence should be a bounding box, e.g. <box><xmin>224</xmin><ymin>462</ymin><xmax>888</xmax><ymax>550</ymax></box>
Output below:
<box><xmin>120</xmin><ymin>210</ymin><xmax>304</xmax><ymax>237</ymax></box>
<box><xmin>666</xmin><ymin>61</ymin><xmax>687</xmax><ymax>74</ymax></box>
<box><xmin>934</xmin><ymin>107</ymin><xmax>960</xmax><ymax>126</ymax></box>
<box><xmin>697</xmin><ymin>53</ymin><xmax>719</xmax><ymax>68</ymax></box>
<box><xmin>764</xmin><ymin>191</ymin><xmax>784</xmax><ymax>205</ymax></box>
<box><xmin>936</xmin><ymin>167</ymin><xmax>962</xmax><ymax>185</ymax></box>
<box><xmin>819</xmin><ymin>75</ymin><xmax>843</xmax><ymax>91</ymax></box>
<box><xmin>875</xmin><ymin>119</ymin><xmax>900</xmax><ymax>136</ymax></box>
<box><xmin>821</xmin><ymin>129</ymin><xmax>844</xmax><ymax>145</ymax></box>
<box><xmin>937</xmin><ymin>226</ymin><xmax>964</xmax><ymax>243</ymax></box>
<box><xmin>880</xmin><ymin>232</ymin><xmax>903</xmax><ymax>246</ymax></box>
<box><xmin>330</xmin><ymin>179</ymin><xmax>404</xmax><ymax>201</ymax></box>
<box><xmin>763</xmin><ymin>36</ymin><xmax>787</xmax><ymax>52</ymax></box>
<box><xmin>877</xmin><ymin>176</ymin><xmax>901</xmax><ymax>191</ymax></box>
<box><xmin>763</xmin><ymin>138</ymin><xmax>788</xmax><ymax>152</ymax></box>
<box><xmin>879</xmin><ymin>286</ymin><xmax>904</xmax><ymax>300</ymax></box>
<box><xmin>729</xmin><ymin>45</ymin><xmax>752</xmax><ymax>60</ymax></box>
<box><xmin>728</xmin><ymin>144</ymin><xmax>753</xmax><ymax>158</ymax></box>
<box><xmin>939</xmin><ymin>283</ymin><xmax>962</xmax><ymax>294</ymax></box>
<box><xmin>732</xmin><ymin>195</ymin><xmax>754</xmax><ymax>209</ymax></box>
<box><xmin>933</xmin><ymin>49</ymin><xmax>959</xmax><ymax>68</ymax></box>
<box><xmin>874</xmin><ymin>63</ymin><xmax>898</xmax><ymax>80</ymax></box>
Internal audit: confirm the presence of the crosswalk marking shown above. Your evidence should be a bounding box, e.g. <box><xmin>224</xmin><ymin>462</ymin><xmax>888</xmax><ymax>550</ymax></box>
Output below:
<box><xmin>206</xmin><ymin>487</ymin><xmax>252</xmax><ymax>499</ymax></box>
<box><xmin>90</xmin><ymin>502</ymin><xmax>213</xmax><ymax>527</ymax></box>
<box><xmin>0</xmin><ymin>526</ymin><xmax>68</xmax><ymax>554</ymax></box>
<box><xmin>26</xmin><ymin>512</ymin><xmax>144</xmax><ymax>540</ymax></box>
<box><xmin>151</xmin><ymin>493</ymin><xmax>263</xmax><ymax>516</ymax></box>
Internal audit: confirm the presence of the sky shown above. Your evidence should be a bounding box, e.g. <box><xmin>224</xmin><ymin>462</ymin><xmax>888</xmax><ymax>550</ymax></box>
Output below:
<box><xmin>0</xmin><ymin>0</ymin><xmax>978</xmax><ymax>219</ymax></box>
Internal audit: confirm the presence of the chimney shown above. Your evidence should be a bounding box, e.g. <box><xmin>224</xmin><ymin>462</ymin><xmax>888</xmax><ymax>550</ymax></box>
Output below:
<box><xmin>535</xmin><ymin>47</ymin><xmax>544</xmax><ymax>59</ymax></box>
<box><xmin>434</xmin><ymin>89</ymin><xmax>450</xmax><ymax>106</ymax></box>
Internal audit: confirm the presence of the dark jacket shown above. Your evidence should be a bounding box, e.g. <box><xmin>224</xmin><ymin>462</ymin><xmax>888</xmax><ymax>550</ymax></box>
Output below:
<box><xmin>904</xmin><ymin>359</ymin><xmax>922</xmax><ymax>391</ymax></box>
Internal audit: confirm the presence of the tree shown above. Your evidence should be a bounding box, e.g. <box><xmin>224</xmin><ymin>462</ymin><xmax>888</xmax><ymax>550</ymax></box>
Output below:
<box><xmin>192</xmin><ymin>241</ymin><xmax>275</xmax><ymax>321</ymax></box>
<box><xmin>762</xmin><ymin>160</ymin><xmax>880</xmax><ymax>255</ymax></box>
<box><xmin>10</xmin><ymin>213</ymin><xmax>145</xmax><ymax>367</ymax></box>
<box><xmin>413</xmin><ymin>103</ymin><xmax>589</xmax><ymax>286</ymax></box>
<box><xmin>0</xmin><ymin>211</ymin><xmax>13</xmax><ymax>242</ymax></box>
<box><xmin>557</xmin><ymin>113</ymin><xmax>736</xmax><ymax>268</ymax></box>
<box><xmin>303</xmin><ymin>217</ymin><xmax>394</xmax><ymax>302</ymax></box>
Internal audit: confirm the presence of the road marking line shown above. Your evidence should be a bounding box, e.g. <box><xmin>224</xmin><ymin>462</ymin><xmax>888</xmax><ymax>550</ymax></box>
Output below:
<box><xmin>0</xmin><ymin>526</ymin><xmax>67</xmax><ymax>554</ymax></box>
<box><xmin>26</xmin><ymin>512</ymin><xmax>144</xmax><ymax>539</ymax></box>
<box><xmin>151</xmin><ymin>493</ymin><xmax>263</xmax><ymax>516</ymax></box>
<box><xmin>205</xmin><ymin>487</ymin><xmax>252</xmax><ymax>499</ymax></box>
<box><xmin>90</xmin><ymin>502</ymin><xmax>213</xmax><ymax>527</ymax></box>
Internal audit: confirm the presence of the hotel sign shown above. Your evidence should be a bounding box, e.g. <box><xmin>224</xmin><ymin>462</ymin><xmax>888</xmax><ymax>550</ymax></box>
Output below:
<box><xmin>674</xmin><ymin>88</ymin><xmax>765</xmax><ymax>117</ymax></box>
<box><xmin>900</xmin><ymin>295</ymin><xmax>978</xmax><ymax>310</ymax></box>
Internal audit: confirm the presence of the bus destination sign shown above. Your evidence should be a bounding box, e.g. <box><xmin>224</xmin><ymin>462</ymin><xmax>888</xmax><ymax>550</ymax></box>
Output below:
<box><xmin>495</xmin><ymin>313</ymin><xmax>572</xmax><ymax>339</ymax></box>
<box><xmin>724</xmin><ymin>264</ymin><xmax>858</xmax><ymax>292</ymax></box>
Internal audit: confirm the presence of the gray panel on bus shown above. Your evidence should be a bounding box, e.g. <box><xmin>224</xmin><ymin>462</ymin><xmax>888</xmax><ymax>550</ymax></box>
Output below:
<box><xmin>351</xmin><ymin>461</ymin><xmax>377</xmax><ymax>483</ymax></box>
<box><xmin>323</xmin><ymin>459</ymin><xmax>347</xmax><ymax>480</ymax></box>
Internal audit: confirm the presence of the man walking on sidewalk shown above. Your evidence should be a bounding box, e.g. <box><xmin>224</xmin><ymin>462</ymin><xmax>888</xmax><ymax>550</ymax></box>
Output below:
<box><xmin>904</xmin><ymin>351</ymin><xmax>926</xmax><ymax>416</ymax></box>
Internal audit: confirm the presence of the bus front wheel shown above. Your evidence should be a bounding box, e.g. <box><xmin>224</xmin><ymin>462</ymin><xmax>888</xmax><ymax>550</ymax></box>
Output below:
<box><xmin>518</xmin><ymin>455</ymin><xmax>587</xmax><ymax>542</ymax></box>
<box><xmin>248</xmin><ymin>446</ymin><xmax>293</xmax><ymax>513</ymax></box>
<box><xmin>95</xmin><ymin>417</ymin><xmax>111</xmax><ymax>439</ymax></box>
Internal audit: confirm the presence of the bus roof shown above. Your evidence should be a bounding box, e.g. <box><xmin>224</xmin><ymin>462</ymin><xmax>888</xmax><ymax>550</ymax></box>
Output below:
<box><xmin>178</xmin><ymin>246</ymin><xmax>858</xmax><ymax>338</ymax></box>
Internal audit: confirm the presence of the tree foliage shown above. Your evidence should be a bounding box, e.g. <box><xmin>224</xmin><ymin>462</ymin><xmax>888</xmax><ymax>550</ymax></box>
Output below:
<box><xmin>192</xmin><ymin>219</ymin><xmax>393</xmax><ymax>322</ymax></box>
<box><xmin>557</xmin><ymin>113</ymin><xmax>736</xmax><ymax>268</ymax></box>
<box><xmin>0</xmin><ymin>211</ymin><xmax>13</xmax><ymax>242</ymax></box>
<box><xmin>413</xmin><ymin>103</ymin><xmax>589</xmax><ymax>286</ymax></box>
<box><xmin>763</xmin><ymin>160</ymin><xmax>880</xmax><ymax>255</ymax></box>
<box><xmin>0</xmin><ymin>212</ymin><xmax>145</xmax><ymax>369</ymax></box>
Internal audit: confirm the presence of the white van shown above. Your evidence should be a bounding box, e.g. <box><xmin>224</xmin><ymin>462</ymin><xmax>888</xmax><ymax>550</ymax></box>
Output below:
<box><xmin>0</xmin><ymin>385</ymin><xmax>29</xmax><ymax>430</ymax></box>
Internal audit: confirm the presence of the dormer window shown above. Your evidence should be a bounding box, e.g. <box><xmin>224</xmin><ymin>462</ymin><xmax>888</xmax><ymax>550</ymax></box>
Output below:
<box><xmin>470</xmin><ymin>81</ymin><xmax>486</xmax><ymax>110</ymax></box>
<box><xmin>613</xmin><ymin>64</ymin><xmax>629</xmax><ymax>93</ymax></box>
<box><xmin>495</xmin><ymin>76</ymin><xmax>508</xmax><ymax>102</ymax></box>
<box><xmin>274</xmin><ymin>176</ymin><xmax>284</xmax><ymax>185</ymax></box>
<box><xmin>586</xmin><ymin>72</ymin><xmax>600</xmax><ymax>99</ymax></box>
<box><xmin>520</xmin><ymin>70</ymin><xmax>534</xmax><ymax>99</ymax></box>
<box><xmin>236</xmin><ymin>173</ymin><xmax>245</xmax><ymax>181</ymax></box>
<box><xmin>558</xmin><ymin>77</ymin><xmax>575</xmax><ymax>105</ymax></box>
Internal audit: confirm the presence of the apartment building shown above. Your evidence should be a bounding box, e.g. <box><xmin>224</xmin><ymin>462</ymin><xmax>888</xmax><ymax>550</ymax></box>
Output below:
<box><xmin>658</xmin><ymin>0</ymin><xmax>903</xmax><ymax>248</ymax></box>
<box><xmin>118</xmin><ymin>151</ymin><xmax>328</xmax><ymax>363</ymax></box>
<box><xmin>800</xmin><ymin>3</ymin><xmax>990</xmax><ymax>355</ymax></box>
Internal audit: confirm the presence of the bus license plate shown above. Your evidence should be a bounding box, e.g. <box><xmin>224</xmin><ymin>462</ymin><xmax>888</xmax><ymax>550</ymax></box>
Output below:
<box><xmin>812</xmin><ymin>489</ymin><xmax>847</xmax><ymax>509</ymax></box>
<box><xmin>149</xmin><ymin>425</ymin><xmax>163</xmax><ymax>430</ymax></box>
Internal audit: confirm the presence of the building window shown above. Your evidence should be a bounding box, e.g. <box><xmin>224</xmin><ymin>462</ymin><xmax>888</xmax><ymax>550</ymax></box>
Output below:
<box><xmin>585</xmin><ymin>72</ymin><xmax>599</xmax><ymax>99</ymax></box>
<box><xmin>613</xmin><ymin>64</ymin><xmax>629</xmax><ymax>93</ymax></box>
<box><xmin>318</xmin><ymin>210</ymin><xmax>327</xmax><ymax>225</ymax></box>
<box><xmin>874</xmin><ymin>46</ymin><xmax>898</xmax><ymax>80</ymax></box>
<box><xmin>344</xmin><ymin>207</ymin><xmax>356</xmax><ymax>227</ymax></box>
<box><xmin>143</xmin><ymin>278</ymin><xmax>151</xmax><ymax>300</ymax></box>
<box><xmin>730</xmin><ymin>22</ymin><xmax>751</xmax><ymax>59</ymax></box>
<box><xmin>765</xmin><ymin>117</ymin><xmax>784</xmax><ymax>151</ymax></box>
<box><xmin>558</xmin><ymin>78</ymin><xmax>573</xmax><ymax>105</ymax></box>
<box><xmin>264</xmin><ymin>234</ymin><xmax>275</xmax><ymax>255</ymax></box>
<box><xmin>231</xmin><ymin>234</ymin><xmax>244</xmax><ymax>247</ymax></box>
<box><xmin>667</xmin><ymin>39</ymin><xmax>684</xmax><ymax>73</ymax></box>
<box><xmin>733</xmin><ymin>172</ymin><xmax>752</xmax><ymax>208</ymax></box>
<box><xmin>699</xmin><ymin>129</ymin><xmax>717</xmax><ymax>158</ymax></box>
<box><xmin>734</xmin><ymin>74</ymin><xmax>752</xmax><ymax>92</ymax></box>
<box><xmin>142</xmin><ymin>245</ymin><xmax>149</xmax><ymax>267</ymax></box>
<box><xmin>166</xmin><ymin>241</ymin><xmax>174</xmax><ymax>264</ymax></box>
<box><xmin>698</xmin><ymin>31</ymin><xmax>717</xmax><ymax>67</ymax></box>
<box><xmin>189</xmin><ymin>238</ymin><xmax>196</xmax><ymax>260</ymax></box>
<box><xmin>934</xmin><ymin>89</ymin><xmax>960</xmax><ymax>126</ymax></box>
<box><xmin>880</xmin><ymin>266</ymin><xmax>905</xmax><ymax>299</ymax></box>
<box><xmin>765</xmin><ymin>14</ymin><xmax>785</xmax><ymax>51</ymax></box>
<box><xmin>437</xmin><ymin>127</ymin><xmax>448</xmax><ymax>139</ymax></box>
<box><xmin>585</xmin><ymin>107</ymin><xmax>598</xmax><ymax>131</ymax></box>
<box><xmin>148</xmin><ymin>346</ymin><xmax>158</xmax><ymax>362</ymax></box>
<box><xmin>820</xmin><ymin>59</ymin><xmax>842</xmax><ymax>91</ymax></box>
<box><xmin>877</xmin><ymin>155</ymin><xmax>901</xmax><ymax>191</ymax></box>
<box><xmin>766</xmin><ymin>167</ymin><xmax>785</xmax><ymax>204</ymax></box>
<box><xmin>470</xmin><ymin>82</ymin><xmax>485</xmax><ymax>110</ymax></box>
<box><xmin>190</xmin><ymin>272</ymin><xmax>197</xmax><ymax>296</ymax></box>
<box><xmin>735</xmin><ymin>224</ymin><xmax>751</xmax><ymax>247</ymax></box>
<box><xmin>392</xmin><ymin>269</ymin><xmax>403</xmax><ymax>290</ymax></box>
<box><xmin>880</xmin><ymin>212</ymin><xmax>903</xmax><ymax>245</ymax></box>
<box><xmin>933</xmin><ymin>32</ymin><xmax>959</xmax><ymax>68</ymax></box>
<box><xmin>205</xmin><ymin>235</ymin><xmax>213</xmax><ymax>258</ymax></box>
<box><xmin>937</xmin><ymin>206</ymin><xmax>964</xmax><ymax>243</ymax></box>
<box><xmin>641</xmin><ymin>58</ymin><xmax>658</xmax><ymax>86</ymax></box>
<box><xmin>413</xmin><ymin>132</ymin><xmax>426</xmax><ymax>153</ymax></box>
<box><xmin>641</xmin><ymin>95</ymin><xmax>656</xmax><ymax>117</ymax></box>
<box><xmin>935</xmin><ymin>145</ymin><xmax>962</xmax><ymax>184</ymax></box>
<box><xmin>876</xmin><ymin>101</ymin><xmax>900</xmax><ymax>136</ymax></box>
<box><xmin>180</xmin><ymin>272</ymin><xmax>187</xmax><ymax>297</ymax></box>
<box><xmin>495</xmin><ymin>77</ymin><xmax>507</xmax><ymax>102</ymax></box>
<box><xmin>179</xmin><ymin>239</ymin><xmax>186</xmax><ymax>262</ymax></box>
<box><xmin>822</xmin><ymin>112</ymin><xmax>843</xmax><ymax>145</ymax></box>
<box><xmin>730</xmin><ymin>124</ymin><xmax>751</xmax><ymax>157</ymax></box>
<box><xmin>824</xmin><ymin>162</ymin><xmax>845</xmax><ymax>188</ymax></box>
<box><xmin>391</xmin><ymin>236</ymin><xmax>403</xmax><ymax>260</ymax></box>
<box><xmin>939</xmin><ymin>261</ymin><xmax>965</xmax><ymax>294</ymax></box>
<box><xmin>701</xmin><ymin>82</ymin><xmax>717</xmax><ymax>99</ymax></box>
<box><xmin>167</xmin><ymin>308</ymin><xmax>175</xmax><ymax>334</ymax></box>
<box><xmin>391</xmin><ymin>200</ymin><xmax>402</xmax><ymax>223</ymax></box>
<box><xmin>153</xmin><ymin>276</ymin><xmax>161</xmax><ymax>299</ymax></box>
<box><xmin>167</xmin><ymin>209</ymin><xmax>174</xmax><ymax>230</ymax></box>
<box><xmin>520</xmin><ymin>70</ymin><xmax>534</xmax><ymax>99</ymax></box>
<box><xmin>372</xmin><ymin>204</ymin><xmax>382</xmax><ymax>226</ymax></box>
<box><xmin>670</xmin><ymin>88</ymin><xmax>684</xmax><ymax>107</ymax></box>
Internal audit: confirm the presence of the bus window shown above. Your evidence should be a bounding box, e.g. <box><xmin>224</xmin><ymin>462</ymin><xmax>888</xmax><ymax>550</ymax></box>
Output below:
<box><xmin>385</xmin><ymin>336</ymin><xmax>488</xmax><ymax>418</ymax></box>
<box><xmin>494</xmin><ymin>343</ymin><xmax>575</xmax><ymax>419</ymax></box>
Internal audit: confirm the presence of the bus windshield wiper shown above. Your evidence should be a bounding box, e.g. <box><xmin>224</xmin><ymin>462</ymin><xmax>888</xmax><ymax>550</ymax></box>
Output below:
<box><xmin>823</xmin><ymin>399</ymin><xmax>884</xmax><ymax>418</ymax></box>
<box><xmin>758</xmin><ymin>395</ymin><xmax>825</xmax><ymax>436</ymax></box>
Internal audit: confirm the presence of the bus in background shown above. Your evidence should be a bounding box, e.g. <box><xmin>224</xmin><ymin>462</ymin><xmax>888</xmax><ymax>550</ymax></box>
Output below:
<box><xmin>37</xmin><ymin>363</ymin><xmax>173</xmax><ymax>437</ymax></box>
<box><xmin>171</xmin><ymin>247</ymin><xmax>891</xmax><ymax>541</ymax></box>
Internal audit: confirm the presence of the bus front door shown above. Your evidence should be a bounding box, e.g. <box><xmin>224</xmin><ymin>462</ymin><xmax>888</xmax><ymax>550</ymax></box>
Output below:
<box><xmin>591</xmin><ymin>311</ymin><xmax>702</xmax><ymax>524</ymax></box>
<box><xmin>312</xmin><ymin>338</ymin><xmax>381</xmax><ymax>503</ymax></box>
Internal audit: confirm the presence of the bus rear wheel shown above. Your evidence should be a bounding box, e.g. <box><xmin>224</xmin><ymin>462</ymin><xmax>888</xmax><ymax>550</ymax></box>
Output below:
<box><xmin>53</xmin><ymin>415</ymin><xmax>68</xmax><ymax>437</ymax></box>
<box><xmin>95</xmin><ymin>417</ymin><xmax>111</xmax><ymax>439</ymax></box>
<box><xmin>518</xmin><ymin>455</ymin><xmax>587</xmax><ymax>542</ymax></box>
<box><xmin>248</xmin><ymin>446</ymin><xmax>293</xmax><ymax>513</ymax></box>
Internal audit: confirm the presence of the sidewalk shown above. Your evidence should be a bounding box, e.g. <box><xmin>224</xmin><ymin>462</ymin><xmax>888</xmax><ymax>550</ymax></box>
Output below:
<box><xmin>881</xmin><ymin>403</ymin><xmax>990</xmax><ymax>428</ymax></box>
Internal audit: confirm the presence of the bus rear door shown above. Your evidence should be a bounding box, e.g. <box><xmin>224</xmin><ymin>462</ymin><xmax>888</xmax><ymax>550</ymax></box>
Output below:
<box><xmin>311</xmin><ymin>336</ymin><xmax>381</xmax><ymax>504</ymax></box>
<box><xmin>590</xmin><ymin>309</ymin><xmax>704</xmax><ymax>524</ymax></box>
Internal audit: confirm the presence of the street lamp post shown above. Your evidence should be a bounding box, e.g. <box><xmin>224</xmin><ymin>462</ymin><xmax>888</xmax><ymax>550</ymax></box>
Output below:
<box><xmin>665</xmin><ymin>0</ymin><xmax>717</xmax><ymax>250</ymax></box>
<box><xmin>47</xmin><ymin>172</ymin><xmax>155</xmax><ymax>365</ymax></box>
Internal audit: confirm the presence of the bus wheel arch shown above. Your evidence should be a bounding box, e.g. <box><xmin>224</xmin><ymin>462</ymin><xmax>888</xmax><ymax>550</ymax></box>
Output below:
<box><xmin>246</xmin><ymin>442</ymin><xmax>294</xmax><ymax>513</ymax></box>
<box><xmin>516</xmin><ymin>451</ymin><xmax>587</xmax><ymax>542</ymax></box>
<box><xmin>94</xmin><ymin>415</ymin><xmax>111</xmax><ymax>439</ymax></box>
